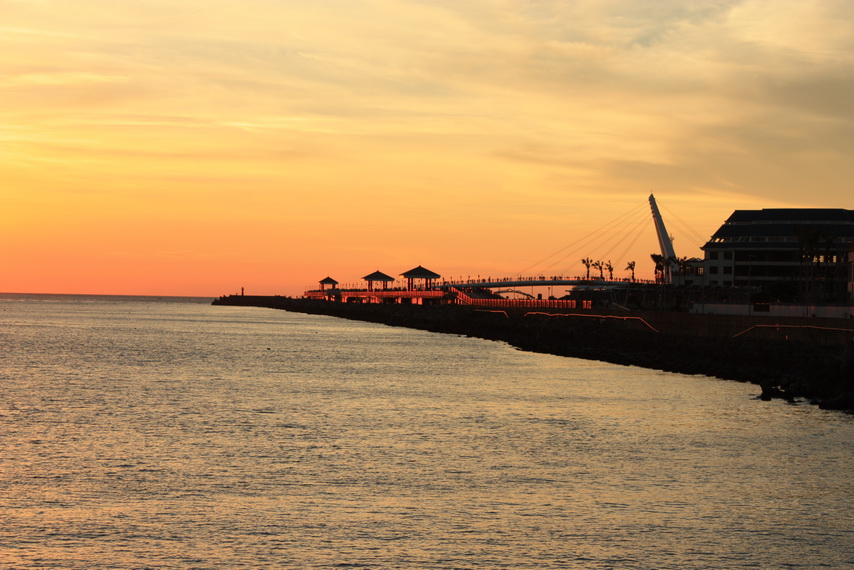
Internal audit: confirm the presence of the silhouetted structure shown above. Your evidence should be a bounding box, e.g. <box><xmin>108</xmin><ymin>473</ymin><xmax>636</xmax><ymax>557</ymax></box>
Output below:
<box><xmin>649</xmin><ymin>194</ymin><xmax>679</xmax><ymax>284</ymax></box>
<box><xmin>319</xmin><ymin>276</ymin><xmax>339</xmax><ymax>291</ymax></box>
<box><xmin>362</xmin><ymin>270</ymin><xmax>395</xmax><ymax>291</ymax></box>
<box><xmin>702</xmin><ymin>209</ymin><xmax>854</xmax><ymax>303</ymax></box>
<box><xmin>401</xmin><ymin>265</ymin><xmax>441</xmax><ymax>291</ymax></box>
<box><xmin>296</xmin><ymin>199</ymin><xmax>854</xmax><ymax>315</ymax></box>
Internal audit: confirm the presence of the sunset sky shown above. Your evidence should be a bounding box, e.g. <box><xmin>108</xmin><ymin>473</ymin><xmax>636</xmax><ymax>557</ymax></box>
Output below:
<box><xmin>3</xmin><ymin>0</ymin><xmax>853</xmax><ymax>296</ymax></box>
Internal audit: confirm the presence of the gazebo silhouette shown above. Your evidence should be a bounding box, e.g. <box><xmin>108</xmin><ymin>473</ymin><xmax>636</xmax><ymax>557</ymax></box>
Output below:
<box><xmin>319</xmin><ymin>276</ymin><xmax>339</xmax><ymax>291</ymax></box>
<box><xmin>362</xmin><ymin>270</ymin><xmax>395</xmax><ymax>292</ymax></box>
<box><xmin>400</xmin><ymin>265</ymin><xmax>441</xmax><ymax>291</ymax></box>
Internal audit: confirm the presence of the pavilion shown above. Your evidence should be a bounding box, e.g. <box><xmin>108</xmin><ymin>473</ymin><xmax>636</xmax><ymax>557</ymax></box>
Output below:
<box><xmin>318</xmin><ymin>276</ymin><xmax>339</xmax><ymax>291</ymax></box>
<box><xmin>362</xmin><ymin>270</ymin><xmax>396</xmax><ymax>291</ymax></box>
<box><xmin>401</xmin><ymin>265</ymin><xmax>441</xmax><ymax>291</ymax></box>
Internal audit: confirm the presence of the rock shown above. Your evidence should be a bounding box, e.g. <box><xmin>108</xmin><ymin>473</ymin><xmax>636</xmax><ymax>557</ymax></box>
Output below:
<box><xmin>818</xmin><ymin>391</ymin><xmax>854</xmax><ymax>411</ymax></box>
<box><xmin>759</xmin><ymin>382</ymin><xmax>796</xmax><ymax>403</ymax></box>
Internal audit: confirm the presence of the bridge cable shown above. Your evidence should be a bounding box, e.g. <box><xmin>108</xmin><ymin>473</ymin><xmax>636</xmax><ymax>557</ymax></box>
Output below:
<box><xmin>533</xmin><ymin>203</ymin><xmax>649</xmax><ymax>276</ymax></box>
<box><xmin>660</xmin><ymin>203</ymin><xmax>707</xmax><ymax>249</ymax></box>
<box><xmin>588</xmin><ymin>208</ymin><xmax>651</xmax><ymax>262</ymax></box>
<box><xmin>610</xmin><ymin>214</ymin><xmax>651</xmax><ymax>268</ymax></box>
<box><xmin>516</xmin><ymin>201</ymin><xmax>647</xmax><ymax>276</ymax></box>
<box><xmin>553</xmin><ymin>207</ymin><xmax>650</xmax><ymax>276</ymax></box>
<box><xmin>534</xmin><ymin>207</ymin><xmax>647</xmax><ymax>276</ymax></box>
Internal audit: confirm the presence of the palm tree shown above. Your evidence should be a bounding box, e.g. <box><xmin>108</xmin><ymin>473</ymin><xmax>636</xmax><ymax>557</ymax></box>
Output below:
<box><xmin>605</xmin><ymin>260</ymin><xmax>614</xmax><ymax>280</ymax></box>
<box><xmin>650</xmin><ymin>253</ymin><xmax>665</xmax><ymax>283</ymax></box>
<box><xmin>592</xmin><ymin>260</ymin><xmax>604</xmax><ymax>280</ymax></box>
<box><xmin>625</xmin><ymin>261</ymin><xmax>636</xmax><ymax>282</ymax></box>
<box><xmin>581</xmin><ymin>257</ymin><xmax>593</xmax><ymax>279</ymax></box>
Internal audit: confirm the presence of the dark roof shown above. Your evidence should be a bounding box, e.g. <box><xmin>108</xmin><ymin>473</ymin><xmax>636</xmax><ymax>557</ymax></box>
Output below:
<box><xmin>711</xmin><ymin>223</ymin><xmax>854</xmax><ymax>239</ymax></box>
<box><xmin>362</xmin><ymin>270</ymin><xmax>395</xmax><ymax>282</ymax></box>
<box><xmin>724</xmin><ymin>209</ymin><xmax>854</xmax><ymax>224</ymax></box>
<box><xmin>319</xmin><ymin>276</ymin><xmax>339</xmax><ymax>285</ymax></box>
<box><xmin>705</xmin><ymin>208</ymin><xmax>854</xmax><ymax>249</ymax></box>
<box><xmin>401</xmin><ymin>265</ymin><xmax>441</xmax><ymax>279</ymax></box>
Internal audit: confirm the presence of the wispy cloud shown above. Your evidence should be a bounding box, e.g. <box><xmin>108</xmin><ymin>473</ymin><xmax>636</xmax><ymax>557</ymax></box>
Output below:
<box><xmin>2</xmin><ymin>0</ymin><xmax>853</xmax><ymax>293</ymax></box>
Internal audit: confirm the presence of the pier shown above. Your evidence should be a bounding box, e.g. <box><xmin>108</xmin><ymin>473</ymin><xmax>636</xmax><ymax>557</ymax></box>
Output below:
<box><xmin>297</xmin><ymin>194</ymin><xmax>853</xmax><ymax>318</ymax></box>
<box><xmin>304</xmin><ymin>276</ymin><xmax>632</xmax><ymax>307</ymax></box>
<box><xmin>212</xmin><ymin>294</ymin><xmax>854</xmax><ymax>410</ymax></box>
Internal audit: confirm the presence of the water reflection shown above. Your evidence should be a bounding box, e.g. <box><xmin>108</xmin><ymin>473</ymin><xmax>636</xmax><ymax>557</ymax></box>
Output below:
<box><xmin>1</xmin><ymin>297</ymin><xmax>852</xmax><ymax>568</ymax></box>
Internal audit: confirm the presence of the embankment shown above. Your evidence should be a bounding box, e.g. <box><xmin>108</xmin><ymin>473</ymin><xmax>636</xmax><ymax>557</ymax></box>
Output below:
<box><xmin>213</xmin><ymin>295</ymin><xmax>854</xmax><ymax>411</ymax></box>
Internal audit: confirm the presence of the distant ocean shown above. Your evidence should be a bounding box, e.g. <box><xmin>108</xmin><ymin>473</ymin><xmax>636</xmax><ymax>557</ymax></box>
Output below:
<box><xmin>2</xmin><ymin>293</ymin><xmax>852</xmax><ymax>568</ymax></box>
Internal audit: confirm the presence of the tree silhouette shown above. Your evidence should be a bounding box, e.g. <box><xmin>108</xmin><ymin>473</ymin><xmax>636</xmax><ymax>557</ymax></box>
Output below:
<box><xmin>605</xmin><ymin>260</ymin><xmax>614</xmax><ymax>280</ymax></box>
<box><xmin>581</xmin><ymin>257</ymin><xmax>592</xmax><ymax>279</ymax></box>
<box><xmin>650</xmin><ymin>253</ymin><xmax>665</xmax><ymax>283</ymax></box>
<box><xmin>592</xmin><ymin>260</ymin><xmax>604</xmax><ymax>280</ymax></box>
<box><xmin>625</xmin><ymin>261</ymin><xmax>636</xmax><ymax>281</ymax></box>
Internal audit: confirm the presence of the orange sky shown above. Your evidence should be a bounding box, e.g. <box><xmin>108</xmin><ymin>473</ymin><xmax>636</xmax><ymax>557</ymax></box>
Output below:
<box><xmin>3</xmin><ymin>1</ymin><xmax>853</xmax><ymax>296</ymax></box>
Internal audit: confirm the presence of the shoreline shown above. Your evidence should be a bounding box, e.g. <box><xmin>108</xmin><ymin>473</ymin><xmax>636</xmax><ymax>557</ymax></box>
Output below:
<box><xmin>213</xmin><ymin>295</ymin><xmax>854</xmax><ymax>412</ymax></box>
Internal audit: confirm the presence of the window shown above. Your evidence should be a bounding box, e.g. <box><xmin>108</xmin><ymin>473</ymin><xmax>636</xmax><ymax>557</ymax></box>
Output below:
<box><xmin>709</xmin><ymin>252</ymin><xmax>719</xmax><ymax>260</ymax></box>
<box><xmin>709</xmin><ymin>266</ymin><xmax>719</xmax><ymax>275</ymax></box>
<box><xmin>724</xmin><ymin>252</ymin><xmax>733</xmax><ymax>260</ymax></box>
<box><xmin>723</xmin><ymin>266</ymin><xmax>733</xmax><ymax>274</ymax></box>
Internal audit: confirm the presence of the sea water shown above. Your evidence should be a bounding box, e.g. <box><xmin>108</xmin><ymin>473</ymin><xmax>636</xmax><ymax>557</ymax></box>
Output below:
<box><xmin>1</xmin><ymin>294</ymin><xmax>852</xmax><ymax>568</ymax></box>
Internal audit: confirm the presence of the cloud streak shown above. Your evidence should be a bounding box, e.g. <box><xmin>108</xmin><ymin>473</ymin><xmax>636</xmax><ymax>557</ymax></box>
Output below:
<box><xmin>2</xmin><ymin>0</ymin><xmax>853</xmax><ymax>294</ymax></box>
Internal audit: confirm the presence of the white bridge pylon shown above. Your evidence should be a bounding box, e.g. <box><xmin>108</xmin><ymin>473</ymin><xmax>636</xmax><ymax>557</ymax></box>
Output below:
<box><xmin>648</xmin><ymin>193</ymin><xmax>679</xmax><ymax>284</ymax></box>
<box><xmin>439</xmin><ymin>194</ymin><xmax>682</xmax><ymax>291</ymax></box>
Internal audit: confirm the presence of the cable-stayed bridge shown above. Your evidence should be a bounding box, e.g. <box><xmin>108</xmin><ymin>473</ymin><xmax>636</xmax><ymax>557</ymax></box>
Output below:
<box><xmin>306</xmin><ymin>194</ymin><xmax>703</xmax><ymax>304</ymax></box>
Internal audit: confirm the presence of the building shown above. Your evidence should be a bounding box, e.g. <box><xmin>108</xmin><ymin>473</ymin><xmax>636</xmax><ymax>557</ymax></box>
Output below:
<box><xmin>674</xmin><ymin>257</ymin><xmax>704</xmax><ymax>286</ymax></box>
<box><xmin>702</xmin><ymin>208</ymin><xmax>854</xmax><ymax>303</ymax></box>
<box><xmin>849</xmin><ymin>245</ymin><xmax>854</xmax><ymax>302</ymax></box>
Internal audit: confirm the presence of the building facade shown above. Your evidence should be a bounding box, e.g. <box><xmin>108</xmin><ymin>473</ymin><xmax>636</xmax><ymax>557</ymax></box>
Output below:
<box><xmin>701</xmin><ymin>208</ymin><xmax>854</xmax><ymax>303</ymax></box>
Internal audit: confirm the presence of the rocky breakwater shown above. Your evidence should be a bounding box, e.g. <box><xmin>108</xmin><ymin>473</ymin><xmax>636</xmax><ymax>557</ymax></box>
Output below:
<box><xmin>213</xmin><ymin>295</ymin><xmax>854</xmax><ymax>412</ymax></box>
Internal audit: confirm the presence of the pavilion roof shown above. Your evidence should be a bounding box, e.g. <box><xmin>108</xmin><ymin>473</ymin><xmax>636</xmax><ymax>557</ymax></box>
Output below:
<box><xmin>401</xmin><ymin>265</ymin><xmax>441</xmax><ymax>279</ymax></box>
<box><xmin>319</xmin><ymin>276</ymin><xmax>339</xmax><ymax>285</ymax></box>
<box><xmin>362</xmin><ymin>270</ymin><xmax>395</xmax><ymax>282</ymax></box>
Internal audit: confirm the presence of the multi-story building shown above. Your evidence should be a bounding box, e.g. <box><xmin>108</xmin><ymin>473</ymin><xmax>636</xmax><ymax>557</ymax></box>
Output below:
<box><xmin>701</xmin><ymin>208</ymin><xmax>854</xmax><ymax>303</ymax></box>
<box><xmin>849</xmin><ymin>245</ymin><xmax>854</xmax><ymax>301</ymax></box>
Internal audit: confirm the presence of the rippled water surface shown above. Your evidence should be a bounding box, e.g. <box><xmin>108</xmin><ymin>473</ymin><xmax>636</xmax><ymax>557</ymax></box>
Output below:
<box><xmin>1</xmin><ymin>294</ymin><xmax>853</xmax><ymax>568</ymax></box>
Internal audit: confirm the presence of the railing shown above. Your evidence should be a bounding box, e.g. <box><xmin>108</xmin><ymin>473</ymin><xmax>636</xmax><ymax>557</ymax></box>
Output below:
<box><xmin>438</xmin><ymin>275</ymin><xmax>656</xmax><ymax>287</ymax></box>
<box><xmin>307</xmin><ymin>282</ymin><xmax>612</xmax><ymax>309</ymax></box>
<box><xmin>304</xmin><ymin>290</ymin><xmax>329</xmax><ymax>299</ymax></box>
<box><xmin>304</xmin><ymin>289</ymin><xmax>446</xmax><ymax>300</ymax></box>
<box><xmin>311</xmin><ymin>275</ymin><xmax>656</xmax><ymax>293</ymax></box>
<box><xmin>343</xmin><ymin>290</ymin><xmax>446</xmax><ymax>299</ymax></box>
<box><xmin>451</xmin><ymin>288</ymin><xmax>588</xmax><ymax>309</ymax></box>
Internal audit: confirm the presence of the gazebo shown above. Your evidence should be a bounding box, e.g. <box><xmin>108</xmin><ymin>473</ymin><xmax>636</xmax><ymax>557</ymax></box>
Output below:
<box><xmin>401</xmin><ymin>265</ymin><xmax>441</xmax><ymax>291</ymax></box>
<box><xmin>362</xmin><ymin>270</ymin><xmax>395</xmax><ymax>292</ymax></box>
<box><xmin>319</xmin><ymin>276</ymin><xmax>339</xmax><ymax>291</ymax></box>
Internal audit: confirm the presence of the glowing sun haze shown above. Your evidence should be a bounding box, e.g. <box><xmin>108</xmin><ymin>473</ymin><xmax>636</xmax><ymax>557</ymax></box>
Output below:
<box><xmin>3</xmin><ymin>0</ymin><xmax>853</xmax><ymax>296</ymax></box>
